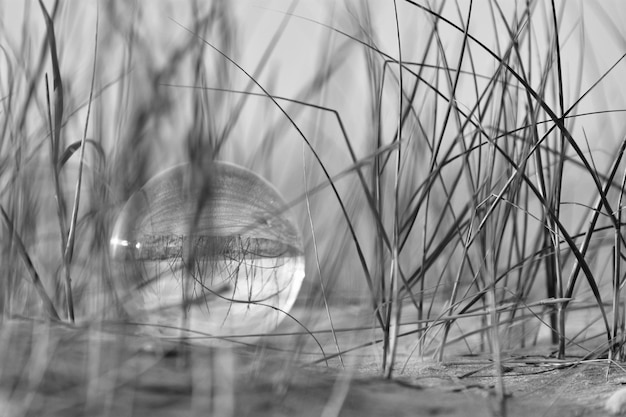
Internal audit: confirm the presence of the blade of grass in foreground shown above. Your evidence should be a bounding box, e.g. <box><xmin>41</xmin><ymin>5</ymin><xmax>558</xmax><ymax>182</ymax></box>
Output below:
<box><xmin>63</xmin><ymin>6</ymin><xmax>99</xmax><ymax>326</ymax></box>
<box><xmin>39</xmin><ymin>0</ymin><xmax>73</xmax><ymax>322</ymax></box>
<box><xmin>0</xmin><ymin>205</ymin><xmax>59</xmax><ymax>320</ymax></box>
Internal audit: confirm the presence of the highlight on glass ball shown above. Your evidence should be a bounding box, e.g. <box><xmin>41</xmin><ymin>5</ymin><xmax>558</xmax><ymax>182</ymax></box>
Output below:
<box><xmin>110</xmin><ymin>161</ymin><xmax>305</xmax><ymax>342</ymax></box>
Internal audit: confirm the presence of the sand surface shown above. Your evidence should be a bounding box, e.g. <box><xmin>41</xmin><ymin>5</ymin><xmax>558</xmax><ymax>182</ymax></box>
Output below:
<box><xmin>0</xmin><ymin>317</ymin><xmax>622</xmax><ymax>417</ymax></box>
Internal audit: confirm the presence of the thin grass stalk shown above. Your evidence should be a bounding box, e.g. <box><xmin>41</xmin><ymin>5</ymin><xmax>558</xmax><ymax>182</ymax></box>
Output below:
<box><xmin>612</xmin><ymin>167</ymin><xmax>626</xmax><ymax>360</ymax></box>
<box><xmin>487</xmin><ymin>259</ymin><xmax>506</xmax><ymax>413</ymax></box>
<box><xmin>352</xmin><ymin>4</ymin><xmax>387</xmax><ymax>342</ymax></box>
<box><xmin>63</xmin><ymin>7</ymin><xmax>99</xmax><ymax>325</ymax></box>
<box><xmin>477</xmin><ymin>10</ymin><xmax>520</xmax><ymax>350</ymax></box>
<box><xmin>383</xmin><ymin>0</ymin><xmax>403</xmax><ymax>379</ymax></box>
<box><xmin>482</xmin><ymin>125</ymin><xmax>499</xmax><ymax>356</ymax></box>
<box><xmin>303</xmin><ymin>157</ymin><xmax>342</xmax><ymax>366</ymax></box>
<box><xmin>549</xmin><ymin>0</ymin><xmax>568</xmax><ymax>359</ymax></box>
<box><xmin>495</xmin><ymin>96</ymin><xmax>525</xmax><ymax>344</ymax></box>
<box><xmin>374</xmin><ymin>61</ymin><xmax>432</xmax><ymax>316</ymax></box>
<box><xmin>372</xmin><ymin>43</ymin><xmax>441</xmax><ymax>369</ymax></box>
<box><xmin>375</xmin><ymin>54</ymin><xmax>392</xmax><ymax>365</ymax></box>
<box><xmin>398</xmin><ymin>7</ymin><xmax>443</xmax><ymax>358</ymax></box>
<box><xmin>302</xmin><ymin>26</ymin><xmax>344</xmax><ymax>363</ymax></box>
<box><xmin>526</xmin><ymin>35</ymin><xmax>557</xmax><ymax>345</ymax></box>
<box><xmin>418</xmin><ymin>190</ymin><xmax>431</xmax><ymax>357</ymax></box>
<box><xmin>39</xmin><ymin>0</ymin><xmax>73</xmax><ymax>321</ymax></box>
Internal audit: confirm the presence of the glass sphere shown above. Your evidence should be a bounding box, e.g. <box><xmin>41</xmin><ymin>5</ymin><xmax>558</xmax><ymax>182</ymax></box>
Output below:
<box><xmin>110</xmin><ymin>162</ymin><xmax>305</xmax><ymax>342</ymax></box>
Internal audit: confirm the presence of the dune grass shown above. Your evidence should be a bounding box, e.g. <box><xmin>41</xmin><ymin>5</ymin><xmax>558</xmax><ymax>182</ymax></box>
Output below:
<box><xmin>1</xmin><ymin>0</ymin><xmax>626</xmax><ymax>414</ymax></box>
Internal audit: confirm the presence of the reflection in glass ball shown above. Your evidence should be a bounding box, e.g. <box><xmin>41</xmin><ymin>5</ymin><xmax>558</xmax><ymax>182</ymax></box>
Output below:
<box><xmin>110</xmin><ymin>162</ymin><xmax>305</xmax><ymax>342</ymax></box>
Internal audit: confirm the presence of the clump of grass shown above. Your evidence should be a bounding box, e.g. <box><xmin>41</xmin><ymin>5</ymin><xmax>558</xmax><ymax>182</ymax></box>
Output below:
<box><xmin>2</xmin><ymin>1</ymin><xmax>626</xmax><ymax>415</ymax></box>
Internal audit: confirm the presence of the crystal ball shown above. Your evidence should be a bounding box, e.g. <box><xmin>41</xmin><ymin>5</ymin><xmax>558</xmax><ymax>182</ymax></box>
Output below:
<box><xmin>110</xmin><ymin>162</ymin><xmax>305</xmax><ymax>342</ymax></box>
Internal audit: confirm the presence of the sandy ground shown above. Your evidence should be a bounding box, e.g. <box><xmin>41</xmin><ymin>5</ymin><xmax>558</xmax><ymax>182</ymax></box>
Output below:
<box><xmin>0</xmin><ymin>316</ymin><xmax>624</xmax><ymax>417</ymax></box>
